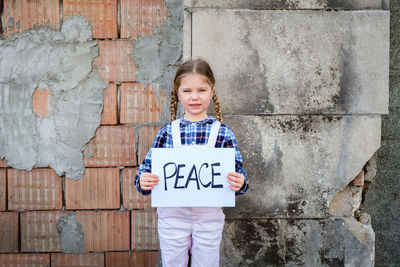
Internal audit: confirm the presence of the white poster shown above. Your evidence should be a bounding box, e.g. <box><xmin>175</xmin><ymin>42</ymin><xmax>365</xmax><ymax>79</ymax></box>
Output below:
<box><xmin>151</xmin><ymin>146</ymin><xmax>235</xmax><ymax>207</ymax></box>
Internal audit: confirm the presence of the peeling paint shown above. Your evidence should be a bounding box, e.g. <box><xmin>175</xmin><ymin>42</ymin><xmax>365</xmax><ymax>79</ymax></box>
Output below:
<box><xmin>0</xmin><ymin>16</ymin><xmax>108</xmax><ymax>179</ymax></box>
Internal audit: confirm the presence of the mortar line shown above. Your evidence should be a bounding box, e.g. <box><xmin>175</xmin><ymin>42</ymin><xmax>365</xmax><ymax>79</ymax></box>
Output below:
<box><xmin>5</xmin><ymin>167</ymin><xmax>8</xmax><ymax>211</ymax></box>
<box><xmin>0</xmin><ymin>0</ymin><xmax>3</xmax><ymax>36</ymax></box>
<box><xmin>183</xmin><ymin>7</ymin><xmax>383</xmax><ymax>11</ymax></box>
<box><xmin>190</xmin><ymin>7</ymin><xmax>193</xmax><ymax>59</ymax></box>
<box><xmin>117</xmin><ymin>0</ymin><xmax>121</xmax><ymax>38</ymax></box>
<box><xmin>59</xmin><ymin>0</ymin><xmax>63</xmax><ymax>29</ymax></box>
<box><xmin>117</xmin><ymin>83</ymin><xmax>121</xmax><ymax>125</ymax></box>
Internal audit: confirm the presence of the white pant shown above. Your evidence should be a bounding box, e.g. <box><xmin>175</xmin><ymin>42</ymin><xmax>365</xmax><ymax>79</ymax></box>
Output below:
<box><xmin>157</xmin><ymin>207</ymin><xmax>225</xmax><ymax>267</ymax></box>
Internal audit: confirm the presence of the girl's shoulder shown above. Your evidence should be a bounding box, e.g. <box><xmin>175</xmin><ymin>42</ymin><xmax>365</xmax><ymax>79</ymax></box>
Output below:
<box><xmin>219</xmin><ymin>121</ymin><xmax>235</xmax><ymax>135</ymax></box>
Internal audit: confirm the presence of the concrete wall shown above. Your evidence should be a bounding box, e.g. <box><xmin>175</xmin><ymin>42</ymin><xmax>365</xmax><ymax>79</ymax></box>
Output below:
<box><xmin>364</xmin><ymin>1</ymin><xmax>400</xmax><ymax>265</ymax></box>
<box><xmin>184</xmin><ymin>0</ymin><xmax>389</xmax><ymax>265</ymax></box>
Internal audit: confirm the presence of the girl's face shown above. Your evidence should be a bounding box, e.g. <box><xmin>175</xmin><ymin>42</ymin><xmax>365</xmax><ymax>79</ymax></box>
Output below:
<box><xmin>177</xmin><ymin>73</ymin><xmax>213</xmax><ymax>121</ymax></box>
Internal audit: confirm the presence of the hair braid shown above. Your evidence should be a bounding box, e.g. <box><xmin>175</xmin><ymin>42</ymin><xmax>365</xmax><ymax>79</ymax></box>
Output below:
<box><xmin>212</xmin><ymin>92</ymin><xmax>222</xmax><ymax>122</ymax></box>
<box><xmin>170</xmin><ymin>89</ymin><xmax>178</xmax><ymax>121</ymax></box>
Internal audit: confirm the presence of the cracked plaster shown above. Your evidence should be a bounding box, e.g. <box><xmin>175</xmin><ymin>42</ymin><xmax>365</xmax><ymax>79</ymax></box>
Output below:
<box><xmin>0</xmin><ymin>16</ymin><xmax>107</xmax><ymax>179</ymax></box>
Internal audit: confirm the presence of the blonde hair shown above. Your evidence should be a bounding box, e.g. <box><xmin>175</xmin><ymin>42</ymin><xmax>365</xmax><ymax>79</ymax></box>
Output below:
<box><xmin>170</xmin><ymin>59</ymin><xmax>222</xmax><ymax>122</ymax></box>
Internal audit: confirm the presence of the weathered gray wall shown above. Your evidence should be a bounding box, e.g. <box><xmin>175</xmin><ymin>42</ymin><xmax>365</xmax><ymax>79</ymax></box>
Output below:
<box><xmin>184</xmin><ymin>0</ymin><xmax>389</xmax><ymax>265</ymax></box>
<box><xmin>364</xmin><ymin>1</ymin><xmax>400</xmax><ymax>265</ymax></box>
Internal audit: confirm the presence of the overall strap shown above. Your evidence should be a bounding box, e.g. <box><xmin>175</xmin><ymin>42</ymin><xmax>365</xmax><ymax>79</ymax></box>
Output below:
<box><xmin>171</xmin><ymin>119</ymin><xmax>182</xmax><ymax>148</ymax></box>
<box><xmin>207</xmin><ymin>120</ymin><xmax>221</xmax><ymax>148</ymax></box>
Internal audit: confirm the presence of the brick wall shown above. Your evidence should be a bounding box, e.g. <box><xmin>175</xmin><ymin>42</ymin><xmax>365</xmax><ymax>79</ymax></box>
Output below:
<box><xmin>0</xmin><ymin>0</ymin><xmax>168</xmax><ymax>266</ymax></box>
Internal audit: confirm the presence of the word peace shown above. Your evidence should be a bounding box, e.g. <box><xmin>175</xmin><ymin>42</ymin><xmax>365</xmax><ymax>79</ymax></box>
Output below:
<box><xmin>163</xmin><ymin>162</ymin><xmax>223</xmax><ymax>191</ymax></box>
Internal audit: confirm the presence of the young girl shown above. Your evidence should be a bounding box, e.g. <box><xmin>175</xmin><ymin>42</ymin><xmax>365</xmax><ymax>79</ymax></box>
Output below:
<box><xmin>134</xmin><ymin>58</ymin><xmax>248</xmax><ymax>267</ymax></box>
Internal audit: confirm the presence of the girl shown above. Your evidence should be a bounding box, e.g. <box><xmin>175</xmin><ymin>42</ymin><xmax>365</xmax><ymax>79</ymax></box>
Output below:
<box><xmin>134</xmin><ymin>58</ymin><xmax>248</xmax><ymax>267</ymax></box>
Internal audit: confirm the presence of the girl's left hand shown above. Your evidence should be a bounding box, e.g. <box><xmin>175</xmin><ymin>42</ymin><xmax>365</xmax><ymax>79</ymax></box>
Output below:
<box><xmin>227</xmin><ymin>172</ymin><xmax>245</xmax><ymax>192</ymax></box>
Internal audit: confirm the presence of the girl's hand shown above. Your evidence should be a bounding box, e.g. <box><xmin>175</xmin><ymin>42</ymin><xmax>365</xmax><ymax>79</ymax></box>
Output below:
<box><xmin>227</xmin><ymin>172</ymin><xmax>245</xmax><ymax>192</ymax></box>
<box><xmin>139</xmin><ymin>173</ymin><xmax>159</xmax><ymax>191</ymax></box>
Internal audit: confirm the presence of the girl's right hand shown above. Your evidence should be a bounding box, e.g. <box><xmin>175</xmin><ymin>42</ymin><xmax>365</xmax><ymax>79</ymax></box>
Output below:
<box><xmin>139</xmin><ymin>173</ymin><xmax>159</xmax><ymax>191</ymax></box>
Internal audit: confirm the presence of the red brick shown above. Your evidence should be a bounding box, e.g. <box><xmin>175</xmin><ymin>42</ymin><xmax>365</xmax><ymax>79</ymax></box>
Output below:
<box><xmin>84</xmin><ymin>126</ymin><xmax>136</xmax><ymax>167</ymax></box>
<box><xmin>122</xmin><ymin>168</ymin><xmax>151</xmax><ymax>209</ymax></box>
<box><xmin>93</xmin><ymin>40</ymin><xmax>136</xmax><ymax>82</ymax></box>
<box><xmin>8</xmin><ymin>169</ymin><xmax>62</xmax><ymax>210</ymax></box>
<box><xmin>21</xmin><ymin>211</ymin><xmax>68</xmax><ymax>252</ymax></box>
<box><xmin>351</xmin><ymin>169</ymin><xmax>365</xmax><ymax>187</ymax></box>
<box><xmin>121</xmin><ymin>0</ymin><xmax>169</xmax><ymax>39</ymax></box>
<box><xmin>32</xmin><ymin>88</ymin><xmax>51</xmax><ymax>117</ymax></box>
<box><xmin>0</xmin><ymin>212</ymin><xmax>18</xmax><ymax>252</ymax></box>
<box><xmin>63</xmin><ymin>0</ymin><xmax>117</xmax><ymax>39</ymax></box>
<box><xmin>3</xmin><ymin>0</ymin><xmax>60</xmax><ymax>36</ymax></box>
<box><xmin>120</xmin><ymin>83</ymin><xmax>167</xmax><ymax>124</ymax></box>
<box><xmin>101</xmin><ymin>84</ymin><xmax>118</xmax><ymax>125</ymax></box>
<box><xmin>106</xmin><ymin>252</ymin><xmax>159</xmax><ymax>267</ymax></box>
<box><xmin>76</xmin><ymin>211</ymin><xmax>130</xmax><ymax>251</ymax></box>
<box><xmin>0</xmin><ymin>254</ymin><xmax>50</xmax><ymax>266</ymax></box>
<box><xmin>132</xmin><ymin>210</ymin><xmax>159</xmax><ymax>250</ymax></box>
<box><xmin>66</xmin><ymin>168</ymin><xmax>120</xmax><ymax>210</ymax></box>
<box><xmin>138</xmin><ymin>125</ymin><xmax>162</xmax><ymax>164</ymax></box>
<box><xmin>0</xmin><ymin>170</ymin><xmax>5</xmax><ymax>211</ymax></box>
<box><xmin>0</xmin><ymin>158</ymin><xmax>7</xmax><ymax>167</ymax></box>
<box><xmin>51</xmin><ymin>253</ymin><xmax>104</xmax><ymax>267</ymax></box>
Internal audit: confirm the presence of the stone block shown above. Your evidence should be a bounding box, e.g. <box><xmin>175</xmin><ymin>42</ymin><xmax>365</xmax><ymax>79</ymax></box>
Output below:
<box><xmin>51</xmin><ymin>253</ymin><xmax>104</xmax><ymax>267</ymax></box>
<box><xmin>8</xmin><ymin>168</ymin><xmax>62</xmax><ymax>210</ymax></box>
<box><xmin>76</xmin><ymin>211</ymin><xmax>130</xmax><ymax>251</ymax></box>
<box><xmin>222</xmin><ymin>115</ymin><xmax>380</xmax><ymax>218</ymax></box>
<box><xmin>0</xmin><ymin>212</ymin><xmax>18</xmax><ymax>252</ymax></box>
<box><xmin>185</xmin><ymin>0</ymin><xmax>383</xmax><ymax>9</ymax></box>
<box><xmin>122</xmin><ymin>168</ymin><xmax>152</xmax><ymax>209</ymax></box>
<box><xmin>63</xmin><ymin>0</ymin><xmax>118</xmax><ymax>39</ymax></box>
<box><xmin>106</xmin><ymin>252</ymin><xmax>159</xmax><ymax>267</ymax></box>
<box><xmin>188</xmin><ymin>9</ymin><xmax>389</xmax><ymax>115</ymax></box>
<box><xmin>84</xmin><ymin>126</ymin><xmax>136</xmax><ymax>167</ymax></box>
<box><xmin>93</xmin><ymin>40</ymin><xmax>137</xmax><ymax>82</ymax></box>
<box><xmin>120</xmin><ymin>0</ymin><xmax>169</xmax><ymax>39</ymax></box>
<box><xmin>131</xmin><ymin>210</ymin><xmax>159</xmax><ymax>250</ymax></box>
<box><xmin>65</xmin><ymin>168</ymin><xmax>120</xmax><ymax>209</ymax></box>
<box><xmin>101</xmin><ymin>84</ymin><xmax>118</xmax><ymax>125</ymax></box>
<box><xmin>221</xmin><ymin>218</ymin><xmax>374</xmax><ymax>266</ymax></box>
<box><xmin>3</xmin><ymin>0</ymin><xmax>60</xmax><ymax>36</ymax></box>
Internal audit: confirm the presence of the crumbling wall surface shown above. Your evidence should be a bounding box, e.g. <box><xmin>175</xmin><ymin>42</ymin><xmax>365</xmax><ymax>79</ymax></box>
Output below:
<box><xmin>0</xmin><ymin>15</ymin><xmax>107</xmax><ymax>180</ymax></box>
<box><xmin>0</xmin><ymin>0</ymin><xmax>180</xmax><ymax>265</ymax></box>
<box><xmin>184</xmin><ymin>0</ymin><xmax>389</xmax><ymax>265</ymax></box>
<box><xmin>363</xmin><ymin>1</ymin><xmax>400</xmax><ymax>265</ymax></box>
<box><xmin>131</xmin><ymin>0</ymin><xmax>183</xmax><ymax>122</ymax></box>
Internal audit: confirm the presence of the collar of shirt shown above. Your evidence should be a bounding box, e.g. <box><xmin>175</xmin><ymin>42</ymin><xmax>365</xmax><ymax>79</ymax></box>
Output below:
<box><xmin>179</xmin><ymin>116</ymin><xmax>217</xmax><ymax>126</ymax></box>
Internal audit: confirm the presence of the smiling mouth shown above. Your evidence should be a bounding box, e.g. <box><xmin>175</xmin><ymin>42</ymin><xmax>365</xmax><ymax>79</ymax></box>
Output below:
<box><xmin>189</xmin><ymin>104</ymin><xmax>201</xmax><ymax>108</ymax></box>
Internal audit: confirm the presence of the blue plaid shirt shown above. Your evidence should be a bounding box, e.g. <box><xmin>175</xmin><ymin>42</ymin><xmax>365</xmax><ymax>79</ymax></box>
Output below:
<box><xmin>134</xmin><ymin>116</ymin><xmax>248</xmax><ymax>196</ymax></box>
